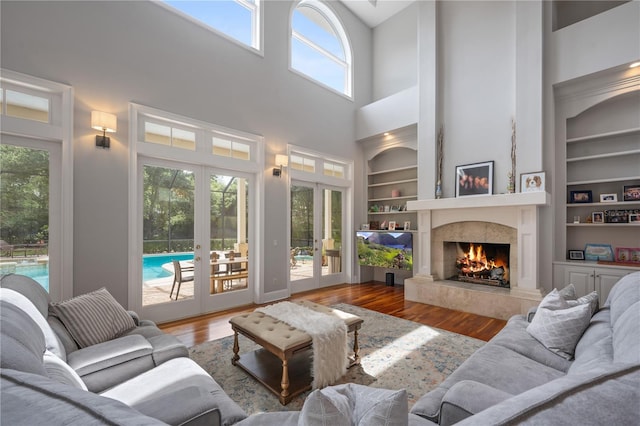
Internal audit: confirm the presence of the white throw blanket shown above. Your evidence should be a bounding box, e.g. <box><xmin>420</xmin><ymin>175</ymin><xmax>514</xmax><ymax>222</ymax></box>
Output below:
<box><xmin>256</xmin><ymin>301</ymin><xmax>348</xmax><ymax>389</ymax></box>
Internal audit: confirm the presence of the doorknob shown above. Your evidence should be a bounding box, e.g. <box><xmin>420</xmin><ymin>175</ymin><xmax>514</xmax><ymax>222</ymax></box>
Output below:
<box><xmin>195</xmin><ymin>244</ymin><xmax>201</xmax><ymax>249</ymax></box>
<box><xmin>195</xmin><ymin>256</ymin><xmax>201</xmax><ymax>262</ymax></box>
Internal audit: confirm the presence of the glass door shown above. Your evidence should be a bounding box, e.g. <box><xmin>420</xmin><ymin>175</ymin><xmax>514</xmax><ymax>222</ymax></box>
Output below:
<box><xmin>290</xmin><ymin>182</ymin><xmax>344</xmax><ymax>293</ymax></box>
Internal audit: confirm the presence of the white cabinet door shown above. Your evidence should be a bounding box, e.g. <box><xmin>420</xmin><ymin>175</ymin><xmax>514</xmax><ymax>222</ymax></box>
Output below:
<box><xmin>563</xmin><ymin>266</ymin><xmax>595</xmax><ymax>297</ymax></box>
<box><xmin>595</xmin><ymin>269</ymin><xmax>631</xmax><ymax>306</ymax></box>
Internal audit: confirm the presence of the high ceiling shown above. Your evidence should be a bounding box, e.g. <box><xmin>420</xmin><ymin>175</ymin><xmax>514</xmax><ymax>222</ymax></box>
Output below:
<box><xmin>340</xmin><ymin>0</ymin><xmax>415</xmax><ymax>28</ymax></box>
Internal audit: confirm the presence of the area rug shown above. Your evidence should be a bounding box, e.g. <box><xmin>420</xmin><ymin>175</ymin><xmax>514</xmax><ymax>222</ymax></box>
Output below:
<box><xmin>189</xmin><ymin>303</ymin><xmax>484</xmax><ymax>415</ymax></box>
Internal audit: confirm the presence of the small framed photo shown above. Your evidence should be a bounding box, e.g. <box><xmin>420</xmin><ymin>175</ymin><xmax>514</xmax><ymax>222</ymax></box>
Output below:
<box><xmin>599</xmin><ymin>193</ymin><xmax>617</xmax><ymax>203</ymax></box>
<box><xmin>568</xmin><ymin>250</ymin><xmax>585</xmax><ymax>260</ymax></box>
<box><xmin>455</xmin><ymin>161</ymin><xmax>493</xmax><ymax>197</ymax></box>
<box><xmin>520</xmin><ymin>171</ymin><xmax>545</xmax><ymax>192</ymax></box>
<box><xmin>388</xmin><ymin>221</ymin><xmax>397</xmax><ymax>231</ymax></box>
<box><xmin>361</xmin><ymin>223</ymin><xmax>370</xmax><ymax>230</ymax></box>
<box><xmin>569</xmin><ymin>190</ymin><xmax>593</xmax><ymax>204</ymax></box>
<box><xmin>584</xmin><ymin>243</ymin><xmax>614</xmax><ymax>261</ymax></box>
<box><xmin>403</xmin><ymin>221</ymin><xmax>411</xmax><ymax>231</ymax></box>
<box><xmin>630</xmin><ymin>214</ymin><xmax>640</xmax><ymax>223</ymax></box>
<box><xmin>623</xmin><ymin>185</ymin><xmax>640</xmax><ymax>202</ymax></box>
<box><xmin>615</xmin><ymin>247</ymin><xmax>640</xmax><ymax>263</ymax></box>
<box><xmin>592</xmin><ymin>211</ymin><xmax>604</xmax><ymax>223</ymax></box>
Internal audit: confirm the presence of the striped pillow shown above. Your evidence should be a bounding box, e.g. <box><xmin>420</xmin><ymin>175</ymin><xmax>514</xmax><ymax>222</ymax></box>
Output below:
<box><xmin>50</xmin><ymin>288</ymin><xmax>135</xmax><ymax>348</ymax></box>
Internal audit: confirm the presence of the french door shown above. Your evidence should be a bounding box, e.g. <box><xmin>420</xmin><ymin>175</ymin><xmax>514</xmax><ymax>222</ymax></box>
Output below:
<box><xmin>138</xmin><ymin>158</ymin><xmax>253</xmax><ymax>322</ymax></box>
<box><xmin>290</xmin><ymin>181</ymin><xmax>345</xmax><ymax>293</ymax></box>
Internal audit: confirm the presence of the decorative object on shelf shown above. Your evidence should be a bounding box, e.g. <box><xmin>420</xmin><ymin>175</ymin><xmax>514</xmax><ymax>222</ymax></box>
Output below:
<box><xmin>604</xmin><ymin>209</ymin><xmax>640</xmax><ymax>223</ymax></box>
<box><xmin>568</xmin><ymin>250</ymin><xmax>585</xmax><ymax>260</ymax></box>
<box><xmin>630</xmin><ymin>214</ymin><xmax>640</xmax><ymax>223</ymax></box>
<box><xmin>361</xmin><ymin>224</ymin><xmax>370</xmax><ymax>230</ymax></box>
<box><xmin>623</xmin><ymin>184</ymin><xmax>640</xmax><ymax>201</ymax></box>
<box><xmin>369</xmin><ymin>221</ymin><xmax>380</xmax><ymax>230</ymax></box>
<box><xmin>390</xmin><ymin>205</ymin><xmax>400</xmax><ymax>212</ymax></box>
<box><xmin>615</xmin><ymin>247</ymin><xmax>640</xmax><ymax>263</ymax></box>
<box><xmin>508</xmin><ymin>118</ymin><xmax>516</xmax><ymax>193</ymax></box>
<box><xmin>600</xmin><ymin>193</ymin><xmax>618</xmax><ymax>203</ymax></box>
<box><xmin>520</xmin><ymin>171</ymin><xmax>545</xmax><ymax>193</ymax></box>
<box><xmin>388</xmin><ymin>221</ymin><xmax>396</xmax><ymax>231</ymax></box>
<box><xmin>436</xmin><ymin>126</ymin><xmax>444</xmax><ymax>198</ymax></box>
<box><xmin>592</xmin><ymin>212</ymin><xmax>604</xmax><ymax>223</ymax></box>
<box><xmin>584</xmin><ymin>243</ymin><xmax>614</xmax><ymax>261</ymax></box>
<box><xmin>569</xmin><ymin>190</ymin><xmax>593</xmax><ymax>203</ymax></box>
<box><xmin>573</xmin><ymin>215</ymin><xmax>580</xmax><ymax>224</ymax></box>
<box><xmin>391</xmin><ymin>189</ymin><xmax>400</xmax><ymax>198</ymax></box>
<box><xmin>384</xmin><ymin>205</ymin><xmax>390</xmax><ymax>212</ymax></box>
<box><xmin>455</xmin><ymin>161</ymin><xmax>493</xmax><ymax>197</ymax></box>
<box><xmin>404</xmin><ymin>221</ymin><xmax>411</xmax><ymax>231</ymax></box>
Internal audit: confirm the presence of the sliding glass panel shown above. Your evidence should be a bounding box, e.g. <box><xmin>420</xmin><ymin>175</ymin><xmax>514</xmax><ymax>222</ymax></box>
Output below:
<box><xmin>142</xmin><ymin>165</ymin><xmax>195</xmax><ymax>306</ymax></box>
<box><xmin>321</xmin><ymin>188</ymin><xmax>342</xmax><ymax>276</ymax></box>
<box><xmin>290</xmin><ymin>184</ymin><xmax>315</xmax><ymax>282</ymax></box>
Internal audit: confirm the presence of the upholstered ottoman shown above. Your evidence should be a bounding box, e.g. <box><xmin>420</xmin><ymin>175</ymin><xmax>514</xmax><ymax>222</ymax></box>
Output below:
<box><xmin>229</xmin><ymin>300</ymin><xmax>363</xmax><ymax>405</ymax></box>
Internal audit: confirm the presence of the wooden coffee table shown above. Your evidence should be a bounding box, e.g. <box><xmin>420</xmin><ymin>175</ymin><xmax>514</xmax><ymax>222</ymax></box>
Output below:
<box><xmin>229</xmin><ymin>300</ymin><xmax>363</xmax><ymax>405</ymax></box>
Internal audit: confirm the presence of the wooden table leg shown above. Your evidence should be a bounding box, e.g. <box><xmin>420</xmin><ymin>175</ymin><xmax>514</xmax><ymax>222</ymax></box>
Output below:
<box><xmin>353</xmin><ymin>328</ymin><xmax>361</xmax><ymax>365</ymax></box>
<box><xmin>232</xmin><ymin>331</ymin><xmax>240</xmax><ymax>365</ymax></box>
<box><xmin>280</xmin><ymin>359</ymin><xmax>290</xmax><ymax>404</ymax></box>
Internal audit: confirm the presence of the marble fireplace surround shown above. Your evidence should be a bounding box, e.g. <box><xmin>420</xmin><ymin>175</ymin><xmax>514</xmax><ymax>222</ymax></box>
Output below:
<box><xmin>405</xmin><ymin>192</ymin><xmax>549</xmax><ymax>320</ymax></box>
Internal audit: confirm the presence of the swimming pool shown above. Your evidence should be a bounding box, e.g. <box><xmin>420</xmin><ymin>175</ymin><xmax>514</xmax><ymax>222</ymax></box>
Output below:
<box><xmin>0</xmin><ymin>262</ymin><xmax>49</xmax><ymax>292</ymax></box>
<box><xmin>142</xmin><ymin>253</ymin><xmax>194</xmax><ymax>281</ymax></box>
<box><xmin>1</xmin><ymin>253</ymin><xmax>195</xmax><ymax>292</ymax></box>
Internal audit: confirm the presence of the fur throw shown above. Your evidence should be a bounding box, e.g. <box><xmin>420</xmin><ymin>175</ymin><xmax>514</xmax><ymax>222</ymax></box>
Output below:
<box><xmin>256</xmin><ymin>301</ymin><xmax>348</xmax><ymax>389</ymax></box>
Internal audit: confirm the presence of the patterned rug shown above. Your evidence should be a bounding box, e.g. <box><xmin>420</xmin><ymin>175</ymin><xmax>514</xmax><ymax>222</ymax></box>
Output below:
<box><xmin>189</xmin><ymin>303</ymin><xmax>484</xmax><ymax>415</ymax></box>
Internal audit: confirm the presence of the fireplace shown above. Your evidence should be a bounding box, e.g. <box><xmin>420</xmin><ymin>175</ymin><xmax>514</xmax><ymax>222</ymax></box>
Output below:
<box><xmin>447</xmin><ymin>242</ymin><xmax>510</xmax><ymax>288</ymax></box>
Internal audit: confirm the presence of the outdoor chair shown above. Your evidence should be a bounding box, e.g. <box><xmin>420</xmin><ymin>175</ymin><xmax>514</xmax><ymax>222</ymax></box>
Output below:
<box><xmin>169</xmin><ymin>260</ymin><xmax>194</xmax><ymax>300</ymax></box>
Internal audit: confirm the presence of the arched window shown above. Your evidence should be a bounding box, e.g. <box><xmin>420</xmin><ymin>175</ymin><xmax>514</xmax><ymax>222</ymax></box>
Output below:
<box><xmin>290</xmin><ymin>0</ymin><xmax>352</xmax><ymax>97</ymax></box>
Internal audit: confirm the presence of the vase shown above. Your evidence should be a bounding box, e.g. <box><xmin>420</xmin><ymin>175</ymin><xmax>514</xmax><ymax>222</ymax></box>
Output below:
<box><xmin>435</xmin><ymin>181</ymin><xmax>442</xmax><ymax>199</ymax></box>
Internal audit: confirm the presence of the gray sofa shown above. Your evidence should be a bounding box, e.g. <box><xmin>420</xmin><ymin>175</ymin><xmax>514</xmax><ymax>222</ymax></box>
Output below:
<box><xmin>410</xmin><ymin>271</ymin><xmax>640</xmax><ymax>425</ymax></box>
<box><xmin>0</xmin><ymin>274</ymin><xmax>247</xmax><ymax>426</ymax></box>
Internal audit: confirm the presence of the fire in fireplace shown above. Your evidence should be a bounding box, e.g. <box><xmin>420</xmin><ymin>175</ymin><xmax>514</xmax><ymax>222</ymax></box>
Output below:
<box><xmin>453</xmin><ymin>242</ymin><xmax>510</xmax><ymax>287</ymax></box>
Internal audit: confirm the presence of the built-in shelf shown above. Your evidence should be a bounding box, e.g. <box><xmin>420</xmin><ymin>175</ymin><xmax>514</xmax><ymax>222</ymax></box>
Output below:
<box><xmin>369</xmin><ymin>195</ymin><xmax>416</xmax><ymax>202</ymax></box>
<box><xmin>368</xmin><ymin>211</ymin><xmax>412</xmax><ymax>215</ymax></box>
<box><xmin>567</xmin><ymin>176</ymin><xmax>640</xmax><ymax>186</ymax></box>
<box><xmin>567</xmin><ymin>201</ymin><xmax>640</xmax><ymax>208</ymax></box>
<box><xmin>566</xmin><ymin>223</ymin><xmax>639</xmax><ymax>227</ymax></box>
<box><xmin>567</xmin><ymin>149</ymin><xmax>640</xmax><ymax>162</ymax></box>
<box><xmin>368</xmin><ymin>165</ymin><xmax>416</xmax><ymax>176</ymax></box>
<box><xmin>368</xmin><ymin>178</ymin><xmax>418</xmax><ymax>188</ymax></box>
<box><xmin>566</xmin><ymin>126</ymin><xmax>640</xmax><ymax>143</ymax></box>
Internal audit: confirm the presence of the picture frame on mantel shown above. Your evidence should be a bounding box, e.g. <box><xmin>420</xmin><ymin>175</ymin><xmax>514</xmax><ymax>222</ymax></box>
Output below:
<box><xmin>455</xmin><ymin>161</ymin><xmax>493</xmax><ymax>197</ymax></box>
<box><xmin>520</xmin><ymin>171</ymin><xmax>545</xmax><ymax>192</ymax></box>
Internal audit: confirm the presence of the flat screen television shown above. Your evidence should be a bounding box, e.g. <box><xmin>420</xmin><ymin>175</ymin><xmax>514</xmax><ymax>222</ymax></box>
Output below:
<box><xmin>356</xmin><ymin>231</ymin><xmax>413</xmax><ymax>270</ymax></box>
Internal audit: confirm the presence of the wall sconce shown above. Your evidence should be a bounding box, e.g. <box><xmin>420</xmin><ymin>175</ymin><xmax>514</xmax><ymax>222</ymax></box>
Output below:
<box><xmin>91</xmin><ymin>111</ymin><xmax>117</xmax><ymax>149</ymax></box>
<box><xmin>273</xmin><ymin>154</ymin><xmax>288</xmax><ymax>177</ymax></box>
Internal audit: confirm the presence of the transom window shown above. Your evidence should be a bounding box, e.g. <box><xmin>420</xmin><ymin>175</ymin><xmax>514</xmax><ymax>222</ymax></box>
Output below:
<box><xmin>323</xmin><ymin>161</ymin><xmax>344</xmax><ymax>178</ymax></box>
<box><xmin>288</xmin><ymin>148</ymin><xmax>351</xmax><ymax>183</ymax></box>
<box><xmin>291</xmin><ymin>0</ymin><xmax>352</xmax><ymax>97</ymax></box>
<box><xmin>1</xmin><ymin>87</ymin><xmax>50</xmax><ymax>123</ymax></box>
<box><xmin>144</xmin><ymin>122</ymin><xmax>196</xmax><ymax>151</ymax></box>
<box><xmin>161</xmin><ymin>0</ymin><xmax>261</xmax><ymax>51</ymax></box>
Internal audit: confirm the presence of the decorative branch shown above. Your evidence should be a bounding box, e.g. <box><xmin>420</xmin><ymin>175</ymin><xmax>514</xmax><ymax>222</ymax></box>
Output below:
<box><xmin>436</xmin><ymin>126</ymin><xmax>444</xmax><ymax>198</ymax></box>
<box><xmin>508</xmin><ymin>119</ymin><xmax>516</xmax><ymax>193</ymax></box>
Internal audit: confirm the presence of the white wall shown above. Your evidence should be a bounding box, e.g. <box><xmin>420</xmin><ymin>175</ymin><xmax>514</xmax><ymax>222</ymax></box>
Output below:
<box><xmin>0</xmin><ymin>0</ymin><xmax>372</xmax><ymax>305</ymax></box>
<box><xmin>437</xmin><ymin>1</ymin><xmax>516</xmax><ymax>198</ymax></box>
<box><xmin>372</xmin><ymin>2</ymin><xmax>418</xmax><ymax>101</ymax></box>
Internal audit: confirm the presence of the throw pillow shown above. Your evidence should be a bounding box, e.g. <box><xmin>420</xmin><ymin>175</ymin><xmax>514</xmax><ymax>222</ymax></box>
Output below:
<box><xmin>567</xmin><ymin>291</ymin><xmax>599</xmax><ymax>316</ymax></box>
<box><xmin>526</xmin><ymin>302</ymin><xmax>592</xmax><ymax>360</ymax></box>
<box><xmin>42</xmin><ymin>350</ymin><xmax>87</xmax><ymax>391</ymax></box>
<box><xmin>557</xmin><ymin>283</ymin><xmax>576</xmax><ymax>300</ymax></box>
<box><xmin>298</xmin><ymin>387</ymin><xmax>352</xmax><ymax>426</ymax></box>
<box><xmin>50</xmin><ymin>288</ymin><xmax>135</xmax><ymax>348</ymax></box>
<box><xmin>350</xmin><ymin>384</ymin><xmax>408</xmax><ymax>426</ymax></box>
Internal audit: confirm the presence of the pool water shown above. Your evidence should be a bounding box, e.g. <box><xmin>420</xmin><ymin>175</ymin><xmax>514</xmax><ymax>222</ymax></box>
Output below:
<box><xmin>142</xmin><ymin>253</ymin><xmax>194</xmax><ymax>281</ymax></box>
<box><xmin>2</xmin><ymin>253</ymin><xmax>195</xmax><ymax>292</ymax></box>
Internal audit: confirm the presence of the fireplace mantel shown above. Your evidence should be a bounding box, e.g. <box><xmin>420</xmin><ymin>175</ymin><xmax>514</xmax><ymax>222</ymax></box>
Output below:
<box><xmin>407</xmin><ymin>192</ymin><xmax>550</xmax><ymax>211</ymax></box>
<box><xmin>405</xmin><ymin>192</ymin><xmax>549</xmax><ymax>320</ymax></box>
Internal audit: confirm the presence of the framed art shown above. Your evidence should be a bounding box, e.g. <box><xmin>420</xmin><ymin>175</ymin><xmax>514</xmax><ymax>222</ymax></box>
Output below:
<box><xmin>623</xmin><ymin>185</ymin><xmax>640</xmax><ymax>201</ymax></box>
<box><xmin>361</xmin><ymin>223</ymin><xmax>370</xmax><ymax>230</ymax></box>
<box><xmin>455</xmin><ymin>161</ymin><xmax>493</xmax><ymax>197</ymax></box>
<box><xmin>568</xmin><ymin>250</ymin><xmax>585</xmax><ymax>260</ymax></box>
<box><xmin>403</xmin><ymin>221</ymin><xmax>411</xmax><ymax>231</ymax></box>
<box><xmin>388</xmin><ymin>221</ymin><xmax>396</xmax><ymax>231</ymax></box>
<box><xmin>569</xmin><ymin>190</ymin><xmax>593</xmax><ymax>204</ymax></box>
<box><xmin>591</xmin><ymin>211</ymin><xmax>604</xmax><ymax>223</ymax></box>
<box><xmin>520</xmin><ymin>171</ymin><xmax>545</xmax><ymax>192</ymax></box>
<box><xmin>630</xmin><ymin>214</ymin><xmax>640</xmax><ymax>223</ymax></box>
<box><xmin>599</xmin><ymin>193</ymin><xmax>617</xmax><ymax>203</ymax></box>
<box><xmin>615</xmin><ymin>247</ymin><xmax>640</xmax><ymax>263</ymax></box>
<box><xmin>584</xmin><ymin>243</ymin><xmax>614</xmax><ymax>261</ymax></box>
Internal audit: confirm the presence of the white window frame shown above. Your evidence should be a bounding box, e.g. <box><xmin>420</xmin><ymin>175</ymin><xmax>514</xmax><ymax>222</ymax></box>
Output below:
<box><xmin>0</xmin><ymin>69</ymin><xmax>74</xmax><ymax>302</ymax></box>
<box><xmin>128</xmin><ymin>103</ymin><xmax>264</xmax><ymax>313</ymax></box>
<box><xmin>289</xmin><ymin>0</ymin><xmax>353</xmax><ymax>98</ymax></box>
<box><xmin>156</xmin><ymin>0</ymin><xmax>263</xmax><ymax>55</ymax></box>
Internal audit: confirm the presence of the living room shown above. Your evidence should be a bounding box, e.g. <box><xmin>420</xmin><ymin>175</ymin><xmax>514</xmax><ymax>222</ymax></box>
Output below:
<box><xmin>1</xmin><ymin>1</ymin><xmax>639</xmax><ymax>424</ymax></box>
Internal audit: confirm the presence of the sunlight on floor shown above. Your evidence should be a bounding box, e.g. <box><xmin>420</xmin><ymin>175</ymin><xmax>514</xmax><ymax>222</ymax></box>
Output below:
<box><xmin>361</xmin><ymin>326</ymin><xmax>441</xmax><ymax>376</ymax></box>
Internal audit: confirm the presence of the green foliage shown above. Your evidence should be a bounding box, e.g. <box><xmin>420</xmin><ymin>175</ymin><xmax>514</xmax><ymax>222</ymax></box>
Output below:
<box><xmin>357</xmin><ymin>238</ymin><xmax>412</xmax><ymax>270</ymax></box>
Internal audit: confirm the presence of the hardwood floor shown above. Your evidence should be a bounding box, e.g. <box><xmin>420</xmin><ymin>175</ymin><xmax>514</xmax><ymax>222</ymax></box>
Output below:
<box><xmin>159</xmin><ymin>281</ymin><xmax>507</xmax><ymax>347</ymax></box>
